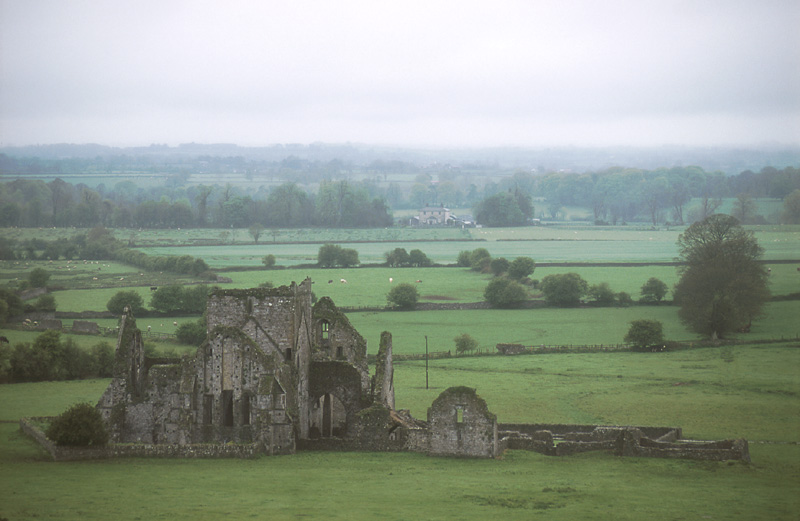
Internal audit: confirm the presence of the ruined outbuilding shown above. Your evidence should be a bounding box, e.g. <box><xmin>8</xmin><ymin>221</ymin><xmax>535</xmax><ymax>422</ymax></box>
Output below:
<box><xmin>93</xmin><ymin>279</ymin><xmax>749</xmax><ymax>462</ymax></box>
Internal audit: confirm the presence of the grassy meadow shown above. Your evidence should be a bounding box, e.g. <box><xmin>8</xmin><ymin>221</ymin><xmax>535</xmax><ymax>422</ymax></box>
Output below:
<box><xmin>0</xmin><ymin>223</ymin><xmax>799</xmax><ymax>520</ymax></box>
<box><xmin>1</xmin><ymin>342</ymin><xmax>799</xmax><ymax>520</ymax></box>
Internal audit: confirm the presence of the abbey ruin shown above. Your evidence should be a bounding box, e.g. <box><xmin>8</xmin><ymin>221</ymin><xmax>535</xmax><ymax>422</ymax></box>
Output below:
<box><xmin>75</xmin><ymin>279</ymin><xmax>747</xmax><ymax>462</ymax></box>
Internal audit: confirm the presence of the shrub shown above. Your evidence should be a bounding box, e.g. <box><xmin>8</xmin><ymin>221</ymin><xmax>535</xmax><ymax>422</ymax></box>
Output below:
<box><xmin>408</xmin><ymin>249</ymin><xmax>432</xmax><ymax>267</ymax></box>
<box><xmin>28</xmin><ymin>267</ymin><xmax>51</xmax><ymax>288</ymax></box>
<box><xmin>469</xmin><ymin>248</ymin><xmax>492</xmax><ymax>272</ymax></box>
<box><xmin>262</xmin><ymin>254</ymin><xmax>276</xmax><ymax>268</ymax></box>
<box><xmin>588</xmin><ymin>282</ymin><xmax>616</xmax><ymax>306</ymax></box>
<box><xmin>540</xmin><ymin>273</ymin><xmax>588</xmax><ymax>307</ymax></box>
<box><xmin>46</xmin><ymin>402</ymin><xmax>109</xmax><ymax>447</ymax></box>
<box><xmin>176</xmin><ymin>317</ymin><xmax>207</xmax><ymax>345</ymax></box>
<box><xmin>484</xmin><ymin>278</ymin><xmax>527</xmax><ymax>308</ymax></box>
<box><xmin>454</xmin><ymin>333</ymin><xmax>478</xmax><ymax>355</ymax></box>
<box><xmin>387</xmin><ymin>283</ymin><xmax>419</xmax><ymax>310</ymax></box>
<box><xmin>617</xmin><ymin>291</ymin><xmax>634</xmax><ymax>307</ymax></box>
<box><xmin>624</xmin><ymin>319</ymin><xmax>665</xmax><ymax>352</ymax></box>
<box><xmin>490</xmin><ymin>257</ymin><xmax>510</xmax><ymax>276</ymax></box>
<box><xmin>640</xmin><ymin>277</ymin><xmax>668</xmax><ymax>303</ymax></box>
<box><xmin>107</xmin><ymin>290</ymin><xmax>146</xmax><ymax>315</ymax></box>
<box><xmin>507</xmin><ymin>256</ymin><xmax>535</xmax><ymax>280</ymax></box>
<box><xmin>456</xmin><ymin>250</ymin><xmax>472</xmax><ymax>267</ymax></box>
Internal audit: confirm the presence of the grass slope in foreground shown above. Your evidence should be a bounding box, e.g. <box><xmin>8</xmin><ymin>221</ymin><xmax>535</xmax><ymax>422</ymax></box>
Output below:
<box><xmin>0</xmin><ymin>342</ymin><xmax>798</xmax><ymax>520</ymax></box>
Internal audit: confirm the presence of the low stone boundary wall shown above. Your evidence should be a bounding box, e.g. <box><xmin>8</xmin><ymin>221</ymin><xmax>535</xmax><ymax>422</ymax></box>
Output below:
<box><xmin>20</xmin><ymin>417</ymin><xmax>261</xmax><ymax>461</ymax></box>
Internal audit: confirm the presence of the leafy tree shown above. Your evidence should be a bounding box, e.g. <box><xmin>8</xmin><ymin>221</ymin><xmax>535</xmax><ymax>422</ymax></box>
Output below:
<box><xmin>474</xmin><ymin>190</ymin><xmax>532</xmax><ymax>227</ymax></box>
<box><xmin>624</xmin><ymin>319</ymin><xmax>665</xmax><ymax>351</ymax></box>
<box><xmin>588</xmin><ymin>282</ymin><xmax>616</xmax><ymax>306</ymax></box>
<box><xmin>507</xmin><ymin>257</ymin><xmax>535</xmax><ymax>280</ymax></box>
<box><xmin>731</xmin><ymin>193</ymin><xmax>758</xmax><ymax>224</ymax></box>
<box><xmin>469</xmin><ymin>248</ymin><xmax>492</xmax><ymax>272</ymax></box>
<box><xmin>387</xmin><ymin>283</ymin><xmax>419</xmax><ymax>310</ymax></box>
<box><xmin>46</xmin><ymin>402</ymin><xmax>108</xmax><ymax>447</ymax></box>
<box><xmin>483</xmin><ymin>278</ymin><xmax>527</xmax><ymax>308</ymax></box>
<box><xmin>28</xmin><ymin>267</ymin><xmax>50</xmax><ymax>288</ymax></box>
<box><xmin>317</xmin><ymin>244</ymin><xmax>342</xmax><ymax>268</ymax></box>
<box><xmin>456</xmin><ymin>250</ymin><xmax>472</xmax><ymax>267</ymax></box>
<box><xmin>336</xmin><ymin>248</ymin><xmax>358</xmax><ymax>268</ymax></box>
<box><xmin>454</xmin><ymin>333</ymin><xmax>478</xmax><ymax>355</ymax></box>
<box><xmin>248</xmin><ymin>223</ymin><xmax>264</xmax><ymax>243</ymax></box>
<box><xmin>262</xmin><ymin>254</ymin><xmax>276</xmax><ymax>268</ymax></box>
<box><xmin>385</xmin><ymin>248</ymin><xmax>410</xmax><ymax>267</ymax></box>
<box><xmin>616</xmin><ymin>291</ymin><xmax>634</xmax><ymax>307</ymax></box>
<box><xmin>106</xmin><ymin>290</ymin><xmax>146</xmax><ymax>315</ymax></box>
<box><xmin>149</xmin><ymin>285</ymin><xmax>185</xmax><ymax>314</ymax></box>
<box><xmin>176</xmin><ymin>316</ymin><xmax>207</xmax><ymax>345</ymax></box>
<box><xmin>408</xmin><ymin>249</ymin><xmax>432</xmax><ymax>267</ymax></box>
<box><xmin>490</xmin><ymin>257</ymin><xmax>510</xmax><ymax>276</ymax></box>
<box><xmin>782</xmin><ymin>189</ymin><xmax>800</xmax><ymax>224</ymax></box>
<box><xmin>640</xmin><ymin>277</ymin><xmax>668</xmax><ymax>303</ymax></box>
<box><xmin>0</xmin><ymin>289</ymin><xmax>24</xmax><ymax>325</ymax></box>
<box><xmin>540</xmin><ymin>273</ymin><xmax>588</xmax><ymax>307</ymax></box>
<box><xmin>33</xmin><ymin>294</ymin><xmax>56</xmax><ymax>312</ymax></box>
<box><xmin>673</xmin><ymin>215</ymin><xmax>769</xmax><ymax>339</ymax></box>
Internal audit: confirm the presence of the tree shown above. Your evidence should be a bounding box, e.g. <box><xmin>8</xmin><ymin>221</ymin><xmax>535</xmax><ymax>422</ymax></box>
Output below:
<box><xmin>731</xmin><ymin>193</ymin><xmax>758</xmax><ymax>224</ymax></box>
<box><xmin>624</xmin><ymin>319</ymin><xmax>664</xmax><ymax>352</ymax></box>
<box><xmin>149</xmin><ymin>285</ymin><xmax>185</xmax><ymax>314</ymax></box>
<box><xmin>317</xmin><ymin>244</ymin><xmax>342</xmax><ymax>268</ymax></box>
<box><xmin>781</xmin><ymin>189</ymin><xmax>800</xmax><ymax>224</ymax></box>
<box><xmin>106</xmin><ymin>290</ymin><xmax>146</xmax><ymax>315</ymax></box>
<box><xmin>385</xmin><ymin>248</ymin><xmax>410</xmax><ymax>267</ymax></box>
<box><xmin>507</xmin><ymin>257</ymin><xmax>535</xmax><ymax>280</ymax></box>
<box><xmin>540</xmin><ymin>273</ymin><xmax>588</xmax><ymax>307</ymax></box>
<box><xmin>262</xmin><ymin>254</ymin><xmax>276</xmax><ymax>268</ymax></box>
<box><xmin>490</xmin><ymin>257</ymin><xmax>510</xmax><ymax>276</ymax></box>
<box><xmin>456</xmin><ymin>250</ymin><xmax>472</xmax><ymax>267</ymax></box>
<box><xmin>338</xmin><ymin>248</ymin><xmax>360</xmax><ymax>268</ymax></box>
<box><xmin>483</xmin><ymin>278</ymin><xmax>527</xmax><ymax>308</ymax></box>
<box><xmin>387</xmin><ymin>283</ymin><xmax>419</xmax><ymax>310</ymax></box>
<box><xmin>474</xmin><ymin>190</ymin><xmax>532</xmax><ymax>227</ymax></box>
<box><xmin>46</xmin><ymin>402</ymin><xmax>108</xmax><ymax>447</ymax></box>
<box><xmin>640</xmin><ymin>277</ymin><xmax>668</xmax><ymax>304</ymax></box>
<box><xmin>28</xmin><ymin>267</ymin><xmax>50</xmax><ymax>288</ymax></box>
<box><xmin>673</xmin><ymin>215</ymin><xmax>770</xmax><ymax>339</ymax></box>
<box><xmin>248</xmin><ymin>223</ymin><xmax>264</xmax><ymax>243</ymax></box>
<box><xmin>617</xmin><ymin>291</ymin><xmax>634</xmax><ymax>307</ymax></box>
<box><xmin>588</xmin><ymin>282</ymin><xmax>616</xmax><ymax>306</ymax></box>
<box><xmin>408</xmin><ymin>249</ymin><xmax>432</xmax><ymax>267</ymax></box>
<box><xmin>454</xmin><ymin>333</ymin><xmax>478</xmax><ymax>355</ymax></box>
<box><xmin>469</xmin><ymin>248</ymin><xmax>492</xmax><ymax>272</ymax></box>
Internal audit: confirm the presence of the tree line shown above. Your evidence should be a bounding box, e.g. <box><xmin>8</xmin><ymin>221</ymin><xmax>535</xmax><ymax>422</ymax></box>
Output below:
<box><xmin>1</xmin><ymin>164</ymin><xmax>798</xmax><ymax>230</ymax></box>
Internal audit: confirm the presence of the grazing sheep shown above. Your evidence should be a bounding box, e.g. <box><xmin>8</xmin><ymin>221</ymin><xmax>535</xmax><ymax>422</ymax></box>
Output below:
<box><xmin>340</xmin><ymin>279</ymin><xmax>347</xmax><ymax>284</ymax></box>
<box><xmin>415</xmin><ymin>280</ymin><xmax>422</xmax><ymax>283</ymax></box>
<box><xmin>389</xmin><ymin>277</ymin><xmax>393</xmax><ymax>283</ymax></box>
<box><xmin>173</xmin><ymin>321</ymin><xmax>178</xmax><ymax>326</ymax></box>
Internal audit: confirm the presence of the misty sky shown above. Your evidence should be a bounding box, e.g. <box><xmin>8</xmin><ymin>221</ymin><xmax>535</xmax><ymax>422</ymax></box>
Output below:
<box><xmin>1</xmin><ymin>0</ymin><xmax>799</xmax><ymax>148</ymax></box>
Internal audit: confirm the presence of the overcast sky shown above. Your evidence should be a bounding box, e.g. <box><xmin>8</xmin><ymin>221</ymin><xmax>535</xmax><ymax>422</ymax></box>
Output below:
<box><xmin>1</xmin><ymin>0</ymin><xmax>799</xmax><ymax>148</ymax></box>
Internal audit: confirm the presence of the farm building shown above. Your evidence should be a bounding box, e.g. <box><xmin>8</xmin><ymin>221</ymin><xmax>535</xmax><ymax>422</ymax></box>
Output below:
<box><xmin>91</xmin><ymin>279</ymin><xmax>749</xmax><ymax>462</ymax></box>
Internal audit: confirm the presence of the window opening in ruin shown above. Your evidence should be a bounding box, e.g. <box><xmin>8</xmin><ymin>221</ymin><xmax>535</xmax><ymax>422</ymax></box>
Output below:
<box><xmin>222</xmin><ymin>390</ymin><xmax>234</xmax><ymax>427</ymax></box>
<box><xmin>336</xmin><ymin>346</ymin><xmax>343</xmax><ymax>359</ymax></box>
<box><xmin>456</xmin><ymin>406</ymin><xmax>464</xmax><ymax>424</ymax></box>
<box><xmin>285</xmin><ymin>348</ymin><xmax>292</xmax><ymax>362</ymax></box>
<box><xmin>242</xmin><ymin>395</ymin><xmax>251</xmax><ymax>425</ymax></box>
<box><xmin>321</xmin><ymin>320</ymin><xmax>330</xmax><ymax>340</ymax></box>
<box><xmin>203</xmin><ymin>394</ymin><xmax>213</xmax><ymax>425</ymax></box>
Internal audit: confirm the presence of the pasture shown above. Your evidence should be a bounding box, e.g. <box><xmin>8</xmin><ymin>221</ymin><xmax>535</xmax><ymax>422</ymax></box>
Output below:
<box><xmin>1</xmin><ymin>342</ymin><xmax>798</xmax><ymax>520</ymax></box>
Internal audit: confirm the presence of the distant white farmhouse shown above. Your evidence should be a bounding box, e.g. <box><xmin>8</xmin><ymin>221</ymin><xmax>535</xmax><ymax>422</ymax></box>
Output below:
<box><xmin>417</xmin><ymin>203</ymin><xmax>451</xmax><ymax>225</ymax></box>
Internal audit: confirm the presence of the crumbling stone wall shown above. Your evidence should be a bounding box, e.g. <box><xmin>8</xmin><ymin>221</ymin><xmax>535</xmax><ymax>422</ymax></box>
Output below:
<box><xmin>427</xmin><ymin>386</ymin><xmax>498</xmax><ymax>458</ymax></box>
<box><xmin>71</xmin><ymin>320</ymin><xmax>100</xmax><ymax>334</ymax></box>
<box><xmin>372</xmin><ymin>331</ymin><xmax>395</xmax><ymax>409</ymax></box>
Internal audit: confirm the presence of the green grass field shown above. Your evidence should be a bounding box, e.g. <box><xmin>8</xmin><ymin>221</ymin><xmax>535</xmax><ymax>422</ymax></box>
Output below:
<box><xmin>1</xmin><ymin>342</ymin><xmax>798</xmax><ymax>520</ymax></box>
<box><xmin>348</xmin><ymin>301</ymin><xmax>800</xmax><ymax>355</ymax></box>
<box><xmin>0</xmin><ymin>223</ymin><xmax>798</xmax><ymax>520</ymax></box>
